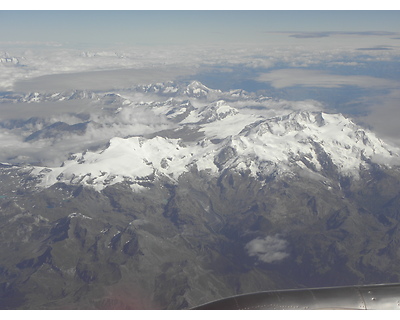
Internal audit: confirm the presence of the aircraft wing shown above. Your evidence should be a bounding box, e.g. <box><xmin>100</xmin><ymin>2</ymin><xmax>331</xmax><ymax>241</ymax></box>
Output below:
<box><xmin>193</xmin><ymin>283</ymin><xmax>400</xmax><ymax>310</ymax></box>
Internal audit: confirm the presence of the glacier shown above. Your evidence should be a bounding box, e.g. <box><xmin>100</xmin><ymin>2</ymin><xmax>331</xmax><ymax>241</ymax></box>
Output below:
<box><xmin>30</xmin><ymin>81</ymin><xmax>400</xmax><ymax>192</ymax></box>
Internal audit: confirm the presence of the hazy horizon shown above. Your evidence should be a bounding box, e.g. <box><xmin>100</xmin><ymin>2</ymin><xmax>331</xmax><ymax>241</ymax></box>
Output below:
<box><xmin>2</xmin><ymin>10</ymin><xmax>400</xmax><ymax>153</ymax></box>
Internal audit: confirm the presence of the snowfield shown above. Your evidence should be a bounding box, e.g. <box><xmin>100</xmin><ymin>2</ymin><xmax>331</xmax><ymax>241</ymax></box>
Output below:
<box><xmin>30</xmin><ymin>81</ymin><xmax>400</xmax><ymax>192</ymax></box>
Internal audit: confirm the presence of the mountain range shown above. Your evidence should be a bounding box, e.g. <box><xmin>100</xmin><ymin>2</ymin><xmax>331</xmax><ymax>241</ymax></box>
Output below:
<box><xmin>1</xmin><ymin>81</ymin><xmax>400</xmax><ymax>309</ymax></box>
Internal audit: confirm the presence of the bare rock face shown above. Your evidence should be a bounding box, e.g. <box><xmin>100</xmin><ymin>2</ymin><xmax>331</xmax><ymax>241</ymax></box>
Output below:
<box><xmin>2</xmin><ymin>160</ymin><xmax>400</xmax><ymax>309</ymax></box>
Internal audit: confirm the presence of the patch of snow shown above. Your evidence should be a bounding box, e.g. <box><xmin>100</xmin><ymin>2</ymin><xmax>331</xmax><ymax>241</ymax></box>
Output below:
<box><xmin>29</xmin><ymin>84</ymin><xmax>400</xmax><ymax>192</ymax></box>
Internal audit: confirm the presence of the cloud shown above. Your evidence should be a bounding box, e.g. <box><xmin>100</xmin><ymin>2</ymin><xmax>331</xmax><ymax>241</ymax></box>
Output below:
<box><xmin>0</xmin><ymin>130</ymin><xmax>54</xmax><ymax>165</ymax></box>
<box><xmin>243</xmin><ymin>59</ymin><xmax>275</xmax><ymax>69</ymax></box>
<box><xmin>356</xmin><ymin>88</ymin><xmax>400</xmax><ymax>148</ymax></box>
<box><xmin>2</xmin><ymin>41</ymin><xmax>400</xmax><ymax>165</ymax></box>
<box><xmin>357</xmin><ymin>46</ymin><xmax>393</xmax><ymax>51</ymax></box>
<box><xmin>327</xmin><ymin>61</ymin><xmax>362</xmax><ymax>66</ymax></box>
<box><xmin>287</xmin><ymin>31</ymin><xmax>399</xmax><ymax>39</ymax></box>
<box><xmin>245</xmin><ymin>235</ymin><xmax>289</xmax><ymax>263</ymax></box>
<box><xmin>256</xmin><ymin>69</ymin><xmax>396</xmax><ymax>89</ymax></box>
<box><xmin>289</xmin><ymin>32</ymin><xmax>330</xmax><ymax>39</ymax></box>
<box><xmin>343</xmin><ymin>31</ymin><xmax>399</xmax><ymax>36</ymax></box>
<box><xmin>13</xmin><ymin>67</ymin><xmax>196</xmax><ymax>92</ymax></box>
<box><xmin>0</xmin><ymin>45</ymin><xmax>203</xmax><ymax>91</ymax></box>
<box><xmin>254</xmin><ymin>68</ymin><xmax>400</xmax><ymax>149</ymax></box>
<box><xmin>3</xmin><ymin>40</ymin><xmax>400</xmax><ymax>92</ymax></box>
<box><xmin>0</xmin><ymin>94</ymin><xmax>177</xmax><ymax>166</ymax></box>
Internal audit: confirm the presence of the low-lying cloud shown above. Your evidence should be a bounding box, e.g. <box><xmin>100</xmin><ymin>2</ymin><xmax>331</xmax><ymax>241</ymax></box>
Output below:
<box><xmin>357</xmin><ymin>46</ymin><xmax>393</xmax><ymax>51</ymax></box>
<box><xmin>288</xmin><ymin>31</ymin><xmax>399</xmax><ymax>39</ymax></box>
<box><xmin>14</xmin><ymin>67</ymin><xmax>195</xmax><ymax>93</ymax></box>
<box><xmin>245</xmin><ymin>235</ymin><xmax>289</xmax><ymax>263</ymax></box>
<box><xmin>0</xmin><ymin>99</ymin><xmax>176</xmax><ymax>166</ymax></box>
<box><xmin>256</xmin><ymin>69</ymin><xmax>396</xmax><ymax>89</ymax></box>
<box><xmin>289</xmin><ymin>32</ymin><xmax>330</xmax><ymax>39</ymax></box>
<box><xmin>357</xmin><ymin>88</ymin><xmax>400</xmax><ymax>147</ymax></box>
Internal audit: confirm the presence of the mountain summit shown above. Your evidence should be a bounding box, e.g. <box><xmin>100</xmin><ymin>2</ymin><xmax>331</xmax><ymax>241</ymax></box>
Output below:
<box><xmin>33</xmin><ymin>105</ymin><xmax>400</xmax><ymax>192</ymax></box>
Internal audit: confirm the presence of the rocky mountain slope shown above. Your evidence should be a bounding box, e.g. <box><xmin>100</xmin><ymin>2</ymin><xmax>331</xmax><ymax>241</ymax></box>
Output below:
<box><xmin>1</xmin><ymin>81</ymin><xmax>400</xmax><ymax>309</ymax></box>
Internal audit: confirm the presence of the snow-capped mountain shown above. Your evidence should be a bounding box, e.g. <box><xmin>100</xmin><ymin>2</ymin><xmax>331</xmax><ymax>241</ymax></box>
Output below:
<box><xmin>33</xmin><ymin>106</ymin><xmax>400</xmax><ymax>192</ymax></box>
<box><xmin>2</xmin><ymin>80</ymin><xmax>398</xmax><ymax>191</ymax></box>
<box><xmin>0</xmin><ymin>90</ymin><xmax>100</xmax><ymax>104</ymax></box>
<box><xmin>0</xmin><ymin>81</ymin><xmax>264</xmax><ymax>106</ymax></box>
<box><xmin>0</xmin><ymin>56</ymin><xmax>20</xmax><ymax>65</ymax></box>
<box><xmin>4</xmin><ymin>81</ymin><xmax>400</xmax><ymax>311</ymax></box>
<box><xmin>0</xmin><ymin>52</ymin><xmax>22</xmax><ymax>65</ymax></box>
<box><xmin>132</xmin><ymin>80</ymin><xmax>221</xmax><ymax>98</ymax></box>
<box><xmin>183</xmin><ymin>80</ymin><xmax>220</xmax><ymax>99</ymax></box>
<box><xmin>130</xmin><ymin>80</ymin><xmax>269</xmax><ymax>101</ymax></box>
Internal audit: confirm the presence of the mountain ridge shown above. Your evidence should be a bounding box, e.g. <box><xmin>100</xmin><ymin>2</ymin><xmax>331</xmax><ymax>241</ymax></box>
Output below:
<box><xmin>2</xmin><ymin>80</ymin><xmax>400</xmax><ymax>309</ymax></box>
<box><xmin>32</xmin><ymin>107</ymin><xmax>400</xmax><ymax>192</ymax></box>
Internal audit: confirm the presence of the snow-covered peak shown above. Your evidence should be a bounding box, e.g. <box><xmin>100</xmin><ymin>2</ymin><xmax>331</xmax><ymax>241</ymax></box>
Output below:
<box><xmin>183</xmin><ymin>80</ymin><xmax>222</xmax><ymax>99</ymax></box>
<box><xmin>186</xmin><ymin>80</ymin><xmax>210</xmax><ymax>91</ymax></box>
<box><xmin>1</xmin><ymin>56</ymin><xmax>20</xmax><ymax>65</ymax></box>
<box><xmin>134</xmin><ymin>81</ymin><xmax>179</xmax><ymax>95</ymax></box>
<box><xmin>34</xmin><ymin>136</ymin><xmax>219</xmax><ymax>191</ymax></box>
<box><xmin>0</xmin><ymin>52</ymin><xmax>22</xmax><ymax>65</ymax></box>
<box><xmin>33</xmin><ymin>108</ymin><xmax>400</xmax><ymax>192</ymax></box>
<box><xmin>132</xmin><ymin>80</ymin><xmax>221</xmax><ymax>99</ymax></box>
<box><xmin>198</xmin><ymin>100</ymin><xmax>239</xmax><ymax>123</ymax></box>
<box><xmin>234</xmin><ymin>111</ymin><xmax>399</xmax><ymax>175</ymax></box>
<box><xmin>242</xmin><ymin>111</ymin><xmax>342</xmax><ymax>136</ymax></box>
<box><xmin>0</xmin><ymin>90</ymin><xmax>100</xmax><ymax>104</ymax></box>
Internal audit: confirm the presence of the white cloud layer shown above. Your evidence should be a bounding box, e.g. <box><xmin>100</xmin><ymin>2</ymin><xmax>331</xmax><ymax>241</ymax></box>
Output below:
<box><xmin>1</xmin><ymin>37</ymin><xmax>400</xmax><ymax>165</ymax></box>
<box><xmin>256</xmin><ymin>69</ymin><xmax>398</xmax><ymax>89</ymax></box>
<box><xmin>3</xmin><ymin>37</ymin><xmax>400</xmax><ymax>91</ymax></box>
<box><xmin>245</xmin><ymin>235</ymin><xmax>289</xmax><ymax>263</ymax></box>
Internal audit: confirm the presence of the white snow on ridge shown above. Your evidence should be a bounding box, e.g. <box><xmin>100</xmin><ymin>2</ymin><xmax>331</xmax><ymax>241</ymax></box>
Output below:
<box><xmin>34</xmin><ymin>136</ymin><xmax>220</xmax><ymax>191</ymax></box>
<box><xmin>21</xmin><ymin>81</ymin><xmax>399</xmax><ymax>192</ymax></box>
<box><xmin>33</xmin><ymin>109</ymin><xmax>400</xmax><ymax>192</ymax></box>
<box><xmin>228</xmin><ymin>111</ymin><xmax>399</xmax><ymax>176</ymax></box>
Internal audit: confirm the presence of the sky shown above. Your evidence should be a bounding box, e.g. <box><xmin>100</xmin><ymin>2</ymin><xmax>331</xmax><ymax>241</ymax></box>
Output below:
<box><xmin>1</xmin><ymin>10</ymin><xmax>400</xmax><ymax>46</ymax></box>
